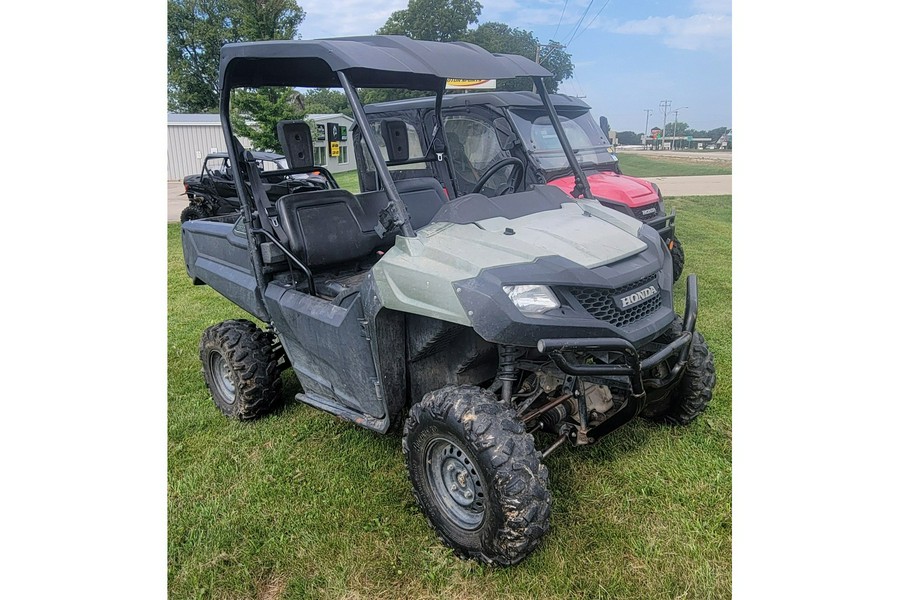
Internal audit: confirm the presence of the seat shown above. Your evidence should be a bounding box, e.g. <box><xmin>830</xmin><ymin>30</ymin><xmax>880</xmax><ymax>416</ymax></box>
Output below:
<box><xmin>276</xmin><ymin>178</ymin><xmax>447</xmax><ymax>271</ymax></box>
<box><xmin>356</xmin><ymin>176</ymin><xmax>448</xmax><ymax>233</ymax></box>
<box><xmin>393</xmin><ymin>177</ymin><xmax>448</xmax><ymax>229</ymax></box>
<box><xmin>276</xmin><ymin>189</ymin><xmax>390</xmax><ymax>270</ymax></box>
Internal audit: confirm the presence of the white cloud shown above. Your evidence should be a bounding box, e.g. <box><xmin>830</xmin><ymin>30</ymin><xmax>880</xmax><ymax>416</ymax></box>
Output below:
<box><xmin>481</xmin><ymin>0</ymin><xmax>592</xmax><ymax>29</ymax></box>
<box><xmin>611</xmin><ymin>13</ymin><xmax>731</xmax><ymax>51</ymax></box>
<box><xmin>301</xmin><ymin>0</ymin><xmax>406</xmax><ymax>38</ymax></box>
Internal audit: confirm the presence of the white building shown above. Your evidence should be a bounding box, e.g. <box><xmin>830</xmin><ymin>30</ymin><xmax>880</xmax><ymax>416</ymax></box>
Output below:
<box><xmin>167</xmin><ymin>112</ymin><xmax>357</xmax><ymax>180</ymax></box>
<box><xmin>305</xmin><ymin>113</ymin><xmax>357</xmax><ymax>174</ymax></box>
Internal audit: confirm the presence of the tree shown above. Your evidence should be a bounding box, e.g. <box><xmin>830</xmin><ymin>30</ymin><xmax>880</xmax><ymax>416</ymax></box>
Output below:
<box><xmin>664</xmin><ymin>121</ymin><xmax>690</xmax><ymax>137</ymax></box>
<box><xmin>616</xmin><ymin>131</ymin><xmax>642</xmax><ymax>145</ymax></box>
<box><xmin>168</xmin><ymin>0</ymin><xmax>306</xmax><ymax>112</ymax></box>
<box><xmin>231</xmin><ymin>87</ymin><xmax>305</xmax><ymax>151</ymax></box>
<box><xmin>301</xmin><ymin>88</ymin><xmax>351</xmax><ymax>116</ymax></box>
<box><xmin>463</xmin><ymin>23</ymin><xmax>573</xmax><ymax>93</ymax></box>
<box><xmin>706</xmin><ymin>126</ymin><xmax>729</xmax><ymax>143</ymax></box>
<box><xmin>378</xmin><ymin>0</ymin><xmax>481</xmax><ymax>41</ymax></box>
<box><xmin>371</xmin><ymin>2</ymin><xmax>573</xmax><ymax>101</ymax></box>
<box><xmin>232</xmin><ymin>0</ymin><xmax>304</xmax><ymax>40</ymax></box>
<box><xmin>168</xmin><ymin>0</ymin><xmax>240</xmax><ymax>113</ymax></box>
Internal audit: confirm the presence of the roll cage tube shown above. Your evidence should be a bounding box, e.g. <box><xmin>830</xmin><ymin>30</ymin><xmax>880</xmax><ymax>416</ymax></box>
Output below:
<box><xmin>339</xmin><ymin>71</ymin><xmax>416</xmax><ymax>239</ymax></box>
<box><xmin>533</xmin><ymin>77</ymin><xmax>593</xmax><ymax>200</ymax></box>
<box><xmin>219</xmin><ymin>87</ymin><xmax>273</xmax><ymax>322</ymax></box>
<box><xmin>423</xmin><ymin>87</ymin><xmax>446</xmax><ymax>160</ymax></box>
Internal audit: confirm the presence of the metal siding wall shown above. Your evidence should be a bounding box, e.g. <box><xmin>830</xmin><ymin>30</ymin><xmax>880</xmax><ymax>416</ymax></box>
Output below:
<box><xmin>167</xmin><ymin>123</ymin><xmax>251</xmax><ymax>180</ymax></box>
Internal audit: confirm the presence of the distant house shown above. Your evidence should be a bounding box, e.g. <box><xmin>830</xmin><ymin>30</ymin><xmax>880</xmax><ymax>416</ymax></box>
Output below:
<box><xmin>305</xmin><ymin>113</ymin><xmax>357</xmax><ymax>175</ymax></box>
<box><xmin>167</xmin><ymin>112</ymin><xmax>357</xmax><ymax>180</ymax></box>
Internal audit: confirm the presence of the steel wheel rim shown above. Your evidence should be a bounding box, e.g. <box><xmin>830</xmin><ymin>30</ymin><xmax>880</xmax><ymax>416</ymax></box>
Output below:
<box><xmin>209</xmin><ymin>351</ymin><xmax>236</xmax><ymax>404</ymax></box>
<box><xmin>425</xmin><ymin>436</ymin><xmax>485</xmax><ymax>530</ymax></box>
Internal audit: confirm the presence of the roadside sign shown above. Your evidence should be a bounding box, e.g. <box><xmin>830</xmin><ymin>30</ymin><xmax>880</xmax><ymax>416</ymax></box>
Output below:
<box><xmin>330</xmin><ymin>141</ymin><xmax>340</xmax><ymax>157</ymax></box>
<box><xmin>446</xmin><ymin>79</ymin><xmax>497</xmax><ymax>90</ymax></box>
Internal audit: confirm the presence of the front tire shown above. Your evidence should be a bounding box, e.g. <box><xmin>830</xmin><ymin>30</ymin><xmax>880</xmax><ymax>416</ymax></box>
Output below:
<box><xmin>403</xmin><ymin>385</ymin><xmax>551</xmax><ymax>566</ymax></box>
<box><xmin>199</xmin><ymin>319</ymin><xmax>284</xmax><ymax>420</ymax></box>
<box><xmin>646</xmin><ymin>319</ymin><xmax>716</xmax><ymax>425</ymax></box>
<box><xmin>669</xmin><ymin>235</ymin><xmax>685</xmax><ymax>282</ymax></box>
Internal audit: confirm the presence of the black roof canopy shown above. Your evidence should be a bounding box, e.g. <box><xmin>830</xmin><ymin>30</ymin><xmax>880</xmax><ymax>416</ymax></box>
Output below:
<box><xmin>219</xmin><ymin>36</ymin><xmax>553</xmax><ymax>91</ymax></box>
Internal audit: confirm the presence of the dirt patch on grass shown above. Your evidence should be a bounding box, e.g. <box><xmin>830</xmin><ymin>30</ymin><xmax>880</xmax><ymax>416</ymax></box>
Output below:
<box><xmin>257</xmin><ymin>574</ymin><xmax>287</xmax><ymax>600</ymax></box>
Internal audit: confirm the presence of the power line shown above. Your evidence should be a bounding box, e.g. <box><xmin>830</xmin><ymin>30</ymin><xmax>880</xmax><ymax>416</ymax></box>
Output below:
<box><xmin>572</xmin><ymin>71</ymin><xmax>588</xmax><ymax>99</ymax></box>
<box><xmin>562</xmin><ymin>0</ymin><xmax>595</xmax><ymax>46</ymax></box>
<box><xmin>553</xmin><ymin>0</ymin><xmax>570</xmax><ymax>39</ymax></box>
<box><xmin>532</xmin><ymin>41</ymin><xmax>565</xmax><ymax>92</ymax></box>
<box><xmin>570</xmin><ymin>0</ymin><xmax>612</xmax><ymax>44</ymax></box>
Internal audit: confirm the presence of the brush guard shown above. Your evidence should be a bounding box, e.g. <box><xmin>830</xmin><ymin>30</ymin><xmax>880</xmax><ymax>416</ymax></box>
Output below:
<box><xmin>536</xmin><ymin>275</ymin><xmax>698</xmax><ymax>448</ymax></box>
<box><xmin>646</xmin><ymin>209</ymin><xmax>676</xmax><ymax>240</ymax></box>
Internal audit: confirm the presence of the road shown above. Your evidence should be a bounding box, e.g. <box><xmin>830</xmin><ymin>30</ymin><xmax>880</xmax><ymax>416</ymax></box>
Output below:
<box><xmin>615</xmin><ymin>148</ymin><xmax>733</xmax><ymax>162</ymax></box>
<box><xmin>166</xmin><ymin>175</ymin><xmax>732</xmax><ymax>222</ymax></box>
<box><xmin>643</xmin><ymin>175</ymin><xmax>732</xmax><ymax>197</ymax></box>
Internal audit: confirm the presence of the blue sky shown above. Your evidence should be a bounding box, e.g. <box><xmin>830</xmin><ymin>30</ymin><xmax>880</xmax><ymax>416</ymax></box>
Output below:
<box><xmin>301</xmin><ymin>0</ymin><xmax>732</xmax><ymax>134</ymax></box>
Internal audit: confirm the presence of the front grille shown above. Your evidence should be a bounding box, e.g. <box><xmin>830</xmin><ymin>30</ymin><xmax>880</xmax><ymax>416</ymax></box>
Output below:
<box><xmin>633</xmin><ymin>204</ymin><xmax>659</xmax><ymax>221</ymax></box>
<box><xmin>566</xmin><ymin>273</ymin><xmax>663</xmax><ymax>327</ymax></box>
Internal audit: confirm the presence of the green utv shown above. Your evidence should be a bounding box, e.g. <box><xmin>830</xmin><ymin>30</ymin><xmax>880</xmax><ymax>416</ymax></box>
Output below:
<box><xmin>180</xmin><ymin>36</ymin><xmax>716</xmax><ymax>566</ymax></box>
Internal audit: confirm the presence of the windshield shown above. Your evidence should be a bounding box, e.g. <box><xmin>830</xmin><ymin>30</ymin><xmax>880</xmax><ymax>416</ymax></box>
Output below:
<box><xmin>508</xmin><ymin>108</ymin><xmax>615</xmax><ymax>172</ymax></box>
<box><xmin>259</xmin><ymin>158</ymin><xmax>289</xmax><ymax>171</ymax></box>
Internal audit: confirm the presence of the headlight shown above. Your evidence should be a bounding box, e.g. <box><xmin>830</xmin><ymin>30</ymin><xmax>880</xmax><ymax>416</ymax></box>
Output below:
<box><xmin>502</xmin><ymin>285</ymin><xmax>560</xmax><ymax>314</ymax></box>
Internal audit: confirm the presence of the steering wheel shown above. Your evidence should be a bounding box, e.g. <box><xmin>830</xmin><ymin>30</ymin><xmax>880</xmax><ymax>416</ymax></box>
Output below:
<box><xmin>471</xmin><ymin>157</ymin><xmax>525</xmax><ymax>196</ymax></box>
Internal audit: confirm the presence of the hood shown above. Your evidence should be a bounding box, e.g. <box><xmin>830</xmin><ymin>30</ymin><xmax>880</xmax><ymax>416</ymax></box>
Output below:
<box><xmin>548</xmin><ymin>171</ymin><xmax>658</xmax><ymax>208</ymax></box>
<box><xmin>372</xmin><ymin>200</ymin><xmax>652</xmax><ymax>325</ymax></box>
<box><xmin>379</xmin><ymin>200</ymin><xmax>647</xmax><ymax>280</ymax></box>
<box><xmin>413</xmin><ymin>200</ymin><xmax>645</xmax><ymax>272</ymax></box>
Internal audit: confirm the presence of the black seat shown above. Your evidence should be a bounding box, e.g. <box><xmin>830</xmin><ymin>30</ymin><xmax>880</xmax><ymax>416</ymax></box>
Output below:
<box><xmin>276</xmin><ymin>178</ymin><xmax>448</xmax><ymax>271</ymax></box>
<box><xmin>276</xmin><ymin>189</ymin><xmax>391</xmax><ymax>269</ymax></box>
<box><xmin>393</xmin><ymin>177</ymin><xmax>448</xmax><ymax>229</ymax></box>
<box><xmin>356</xmin><ymin>176</ymin><xmax>448</xmax><ymax>233</ymax></box>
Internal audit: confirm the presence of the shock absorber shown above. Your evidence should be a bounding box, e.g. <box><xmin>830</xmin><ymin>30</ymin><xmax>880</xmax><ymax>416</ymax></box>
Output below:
<box><xmin>497</xmin><ymin>345</ymin><xmax>518</xmax><ymax>404</ymax></box>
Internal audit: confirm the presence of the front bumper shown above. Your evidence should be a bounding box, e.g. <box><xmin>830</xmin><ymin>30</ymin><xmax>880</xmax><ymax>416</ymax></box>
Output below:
<box><xmin>646</xmin><ymin>209</ymin><xmax>676</xmax><ymax>240</ymax></box>
<box><xmin>536</xmin><ymin>274</ymin><xmax>698</xmax><ymax>442</ymax></box>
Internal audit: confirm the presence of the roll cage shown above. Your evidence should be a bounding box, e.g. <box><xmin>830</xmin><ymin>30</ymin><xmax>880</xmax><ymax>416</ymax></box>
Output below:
<box><xmin>217</xmin><ymin>36</ymin><xmax>593</xmax><ymax>322</ymax></box>
<box><xmin>357</xmin><ymin>92</ymin><xmax>621</xmax><ymax>199</ymax></box>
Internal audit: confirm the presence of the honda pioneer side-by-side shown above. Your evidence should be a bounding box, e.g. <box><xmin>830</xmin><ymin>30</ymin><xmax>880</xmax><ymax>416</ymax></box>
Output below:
<box><xmin>180</xmin><ymin>36</ymin><xmax>716</xmax><ymax>566</ymax></box>
<box><xmin>359</xmin><ymin>91</ymin><xmax>686</xmax><ymax>280</ymax></box>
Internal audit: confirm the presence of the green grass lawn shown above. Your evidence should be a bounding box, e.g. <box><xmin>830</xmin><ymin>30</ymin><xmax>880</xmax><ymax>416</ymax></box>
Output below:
<box><xmin>332</xmin><ymin>169</ymin><xmax>360</xmax><ymax>193</ymax></box>
<box><xmin>168</xmin><ymin>195</ymin><xmax>732</xmax><ymax>599</ymax></box>
<box><xmin>616</xmin><ymin>154</ymin><xmax>732</xmax><ymax>177</ymax></box>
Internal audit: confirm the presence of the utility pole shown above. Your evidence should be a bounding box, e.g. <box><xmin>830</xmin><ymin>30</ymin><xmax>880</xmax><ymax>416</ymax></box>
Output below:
<box><xmin>659</xmin><ymin>100</ymin><xmax>671</xmax><ymax>150</ymax></box>
<box><xmin>643</xmin><ymin>109</ymin><xmax>653</xmax><ymax>149</ymax></box>
<box><xmin>672</xmin><ymin>106</ymin><xmax>688</xmax><ymax>150</ymax></box>
<box><xmin>532</xmin><ymin>42</ymin><xmax>564</xmax><ymax>92</ymax></box>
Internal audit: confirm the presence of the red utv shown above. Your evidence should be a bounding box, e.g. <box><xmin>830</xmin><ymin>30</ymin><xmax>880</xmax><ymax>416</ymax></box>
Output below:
<box><xmin>360</xmin><ymin>91</ymin><xmax>684</xmax><ymax>279</ymax></box>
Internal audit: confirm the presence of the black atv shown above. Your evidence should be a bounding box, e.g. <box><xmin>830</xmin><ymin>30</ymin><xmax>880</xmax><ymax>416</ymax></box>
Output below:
<box><xmin>180</xmin><ymin>151</ymin><xmax>337</xmax><ymax>222</ymax></box>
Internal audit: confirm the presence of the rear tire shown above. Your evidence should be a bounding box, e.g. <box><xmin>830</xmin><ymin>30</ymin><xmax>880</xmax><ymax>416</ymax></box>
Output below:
<box><xmin>403</xmin><ymin>385</ymin><xmax>551</xmax><ymax>566</ymax></box>
<box><xmin>181</xmin><ymin>204</ymin><xmax>210</xmax><ymax>223</ymax></box>
<box><xmin>670</xmin><ymin>235</ymin><xmax>685</xmax><ymax>282</ymax></box>
<box><xmin>199</xmin><ymin>319</ymin><xmax>284</xmax><ymax>420</ymax></box>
